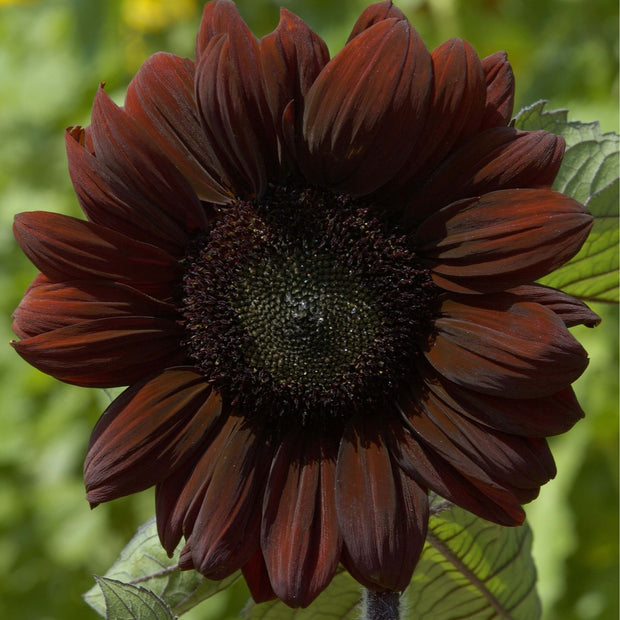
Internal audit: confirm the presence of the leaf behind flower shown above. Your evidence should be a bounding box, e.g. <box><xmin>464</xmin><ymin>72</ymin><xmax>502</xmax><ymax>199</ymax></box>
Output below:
<box><xmin>514</xmin><ymin>101</ymin><xmax>619</xmax><ymax>303</ymax></box>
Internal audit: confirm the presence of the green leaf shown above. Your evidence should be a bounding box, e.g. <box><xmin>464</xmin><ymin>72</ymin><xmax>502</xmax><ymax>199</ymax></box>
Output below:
<box><xmin>84</xmin><ymin>518</ymin><xmax>240</xmax><ymax>618</ymax></box>
<box><xmin>244</xmin><ymin>501</ymin><xmax>539</xmax><ymax>620</ymax></box>
<box><xmin>514</xmin><ymin>101</ymin><xmax>619</xmax><ymax>303</ymax></box>
<box><xmin>94</xmin><ymin>576</ymin><xmax>175</xmax><ymax>620</ymax></box>
<box><xmin>404</xmin><ymin>503</ymin><xmax>540</xmax><ymax>619</ymax></box>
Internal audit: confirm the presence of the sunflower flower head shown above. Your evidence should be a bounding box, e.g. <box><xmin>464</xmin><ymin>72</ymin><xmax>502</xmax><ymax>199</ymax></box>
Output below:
<box><xmin>11</xmin><ymin>0</ymin><xmax>598</xmax><ymax>608</ymax></box>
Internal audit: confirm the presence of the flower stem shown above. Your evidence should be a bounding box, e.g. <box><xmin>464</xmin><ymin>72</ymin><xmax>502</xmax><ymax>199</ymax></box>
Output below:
<box><xmin>364</xmin><ymin>589</ymin><xmax>400</xmax><ymax>620</ymax></box>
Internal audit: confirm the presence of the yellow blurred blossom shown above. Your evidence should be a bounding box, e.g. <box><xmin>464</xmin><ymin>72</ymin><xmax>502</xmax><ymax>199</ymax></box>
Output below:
<box><xmin>121</xmin><ymin>0</ymin><xmax>196</xmax><ymax>33</ymax></box>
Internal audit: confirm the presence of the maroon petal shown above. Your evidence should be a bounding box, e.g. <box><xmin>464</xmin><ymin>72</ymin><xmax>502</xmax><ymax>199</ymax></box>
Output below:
<box><xmin>12</xmin><ymin>316</ymin><xmax>184</xmax><ymax>387</ymax></box>
<box><xmin>13</xmin><ymin>211</ymin><xmax>179</xmax><ymax>298</ymax></box>
<box><xmin>402</xmin><ymin>380</ymin><xmax>557</xmax><ymax>491</ymax></box>
<box><xmin>423</xmin><ymin>368</ymin><xmax>585</xmax><ymax>437</ymax></box>
<box><xmin>387</xmin><ymin>419</ymin><xmax>525</xmax><ymax>525</ymax></box>
<box><xmin>392</xmin><ymin>38</ymin><xmax>486</xmax><ymax>196</ymax></box>
<box><xmin>84</xmin><ymin>368</ymin><xmax>221</xmax><ymax>505</ymax></box>
<box><xmin>480</xmin><ymin>51</ymin><xmax>515</xmax><ymax>130</ymax></box>
<box><xmin>508</xmin><ymin>284</ymin><xmax>601</xmax><ymax>327</ymax></box>
<box><xmin>195</xmin><ymin>0</ymin><xmax>248</xmax><ymax>61</ymax></box>
<box><xmin>302</xmin><ymin>18</ymin><xmax>431</xmax><ymax>195</ymax></box>
<box><xmin>346</xmin><ymin>1</ymin><xmax>407</xmax><ymax>41</ymax></box>
<box><xmin>405</xmin><ymin>128</ymin><xmax>565</xmax><ymax>223</ymax></box>
<box><xmin>87</xmin><ymin>88</ymin><xmax>208</xmax><ymax>250</ymax></box>
<box><xmin>243</xmin><ymin>550</ymin><xmax>277</xmax><ymax>604</ymax></box>
<box><xmin>158</xmin><ymin>412</ymin><xmax>236</xmax><ymax>556</ymax></box>
<box><xmin>426</xmin><ymin>295</ymin><xmax>589</xmax><ymax>398</ymax></box>
<box><xmin>415</xmin><ymin>189</ymin><xmax>593</xmax><ymax>293</ymax></box>
<box><xmin>262</xmin><ymin>432</ymin><xmax>341</xmax><ymax>607</ymax></box>
<box><xmin>124</xmin><ymin>53</ymin><xmax>230</xmax><ymax>203</ymax></box>
<box><xmin>336</xmin><ymin>417</ymin><xmax>428</xmax><ymax>592</ymax></box>
<box><xmin>188</xmin><ymin>417</ymin><xmax>273</xmax><ymax>579</ymax></box>
<box><xmin>155</xmin><ymin>458</ymin><xmax>199</xmax><ymax>554</ymax></box>
<box><xmin>195</xmin><ymin>11</ymin><xmax>278</xmax><ymax>197</ymax></box>
<box><xmin>12</xmin><ymin>279</ymin><xmax>175</xmax><ymax>339</ymax></box>
<box><xmin>260</xmin><ymin>8</ymin><xmax>329</xmax><ymax>173</ymax></box>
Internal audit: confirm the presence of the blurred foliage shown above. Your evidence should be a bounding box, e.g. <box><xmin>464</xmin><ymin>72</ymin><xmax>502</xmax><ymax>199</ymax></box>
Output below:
<box><xmin>0</xmin><ymin>0</ymin><xmax>617</xmax><ymax>619</ymax></box>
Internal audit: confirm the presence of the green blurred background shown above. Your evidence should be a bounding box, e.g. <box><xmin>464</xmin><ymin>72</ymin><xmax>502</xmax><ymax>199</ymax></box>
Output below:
<box><xmin>0</xmin><ymin>0</ymin><xmax>617</xmax><ymax>618</ymax></box>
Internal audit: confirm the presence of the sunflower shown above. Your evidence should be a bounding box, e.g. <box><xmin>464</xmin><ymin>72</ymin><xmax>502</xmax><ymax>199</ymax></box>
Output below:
<box><xmin>12</xmin><ymin>0</ymin><xmax>598</xmax><ymax>609</ymax></box>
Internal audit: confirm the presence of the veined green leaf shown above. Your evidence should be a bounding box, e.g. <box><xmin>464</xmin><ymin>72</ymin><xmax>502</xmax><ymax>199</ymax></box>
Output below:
<box><xmin>514</xmin><ymin>101</ymin><xmax>619</xmax><ymax>303</ymax></box>
<box><xmin>404</xmin><ymin>504</ymin><xmax>540</xmax><ymax>619</ymax></box>
<box><xmin>95</xmin><ymin>576</ymin><xmax>175</xmax><ymax>620</ymax></box>
<box><xmin>84</xmin><ymin>518</ymin><xmax>240</xmax><ymax>618</ymax></box>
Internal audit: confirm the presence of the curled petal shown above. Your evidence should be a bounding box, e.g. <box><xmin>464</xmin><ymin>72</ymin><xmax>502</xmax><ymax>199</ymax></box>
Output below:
<box><xmin>84</xmin><ymin>368</ymin><xmax>221</xmax><ymax>505</ymax></box>
<box><xmin>303</xmin><ymin>18</ymin><xmax>431</xmax><ymax>195</ymax></box>
<box><xmin>393</xmin><ymin>38</ymin><xmax>486</xmax><ymax>194</ymax></box>
<box><xmin>262</xmin><ymin>432</ymin><xmax>341</xmax><ymax>607</ymax></box>
<box><xmin>12</xmin><ymin>280</ymin><xmax>175</xmax><ymax>339</ymax></box>
<box><xmin>13</xmin><ymin>212</ymin><xmax>179</xmax><ymax>298</ymax></box>
<box><xmin>507</xmin><ymin>284</ymin><xmax>601</xmax><ymax>327</ymax></box>
<box><xmin>260</xmin><ymin>8</ymin><xmax>329</xmax><ymax>172</ymax></box>
<box><xmin>196</xmin><ymin>29</ymin><xmax>278</xmax><ymax>196</ymax></box>
<box><xmin>88</xmin><ymin>88</ymin><xmax>208</xmax><ymax>246</ymax></box>
<box><xmin>426</xmin><ymin>295</ymin><xmax>589</xmax><ymax>398</ymax></box>
<box><xmin>415</xmin><ymin>189</ymin><xmax>593</xmax><ymax>293</ymax></box>
<box><xmin>480</xmin><ymin>51</ymin><xmax>515</xmax><ymax>130</ymax></box>
<box><xmin>195</xmin><ymin>0</ymin><xmax>251</xmax><ymax>61</ymax></box>
<box><xmin>12</xmin><ymin>316</ymin><xmax>184</xmax><ymax>387</ymax></box>
<box><xmin>189</xmin><ymin>418</ymin><xmax>273</xmax><ymax>579</ymax></box>
<box><xmin>124</xmin><ymin>53</ymin><xmax>230</xmax><ymax>203</ymax></box>
<box><xmin>387</xmin><ymin>419</ymin><xmax>525</xmax><ymax>525</ymax></box>
<box><xmin>422</xmin><ymin>367</ymin><xmax>585</xmax><ymax>437</ymax></box>
<box><xmin>405</xmin><ymin>128</ymin><xmax>566</xmax><ymax>222</ymax></box>
<box><xmin>401</xmin><ymin>380</ymin><xmax>557</xmax><ymax>491</ymax></box>
<box><xmin>336</xmin><ymin>417</ymin><xmax>428</xmax><ymax>592</ymax></box>
<box><xmin>346</xmin><ymin>0</ymin><xmax>407</xmax><ymax>41</ymax></box>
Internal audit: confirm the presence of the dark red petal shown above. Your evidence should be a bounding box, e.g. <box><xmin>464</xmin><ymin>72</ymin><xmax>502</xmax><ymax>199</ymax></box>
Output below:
<box><xmin>189</xmin><ymin>418</ymin><xmax>272</xmax><ymax>579</ymax></box>
<box><xmin>260</xmin><ymin>8</ymin><xmax>329</xmax><ymax>173</ymax></box>
<box><xmin>387</xmin><ymin>419</ymin><xmax>525</xmax><ymax>525</ymax></box>
<box><xmin>12</xmin><ymin>280</ymin><xmax>175</xmax><ymax>339</ymax></box>
<box><xmin>67</xmin><ymin>126</ymin><xmax>186</xmax><ymax>252</ymax></box>
<box><xmin>262</xmin><ymin>433</ymin><xmax>341</xmax><ymax>607</ymax></box>
<box><xmin>160</xmin><ymin>412</ymin><xmax>236</xmax><ymax>556</ymax></box>
<box><xmin>336</xmin><ymin>417</ymin><xmax>428</xmax><ymax>592</ymax></box>
<box><xmin>346</xmin><ymin>1</ymin><xmax>407</xmax><ymax>41</ymax></box>
<box><xmin>392</xmin><ymin>38</ymin><xmax>486</xmax><ymax>195</ymax></box>
<box><xmin>88</xmin><ymin>88</ymin><xmax>208</xmax><ymax>248</ymax></box>
<box><xmin>405</xmin><ymin>128</ymin><xmax>565</xmax><ymax>223</ymax></box>
<box><xmin>155</xmin><ymin>458</ymin><xmax>198</xmax><ymax>554</ymax></box>
<box><xmin>403</xmin><ymin>381</ymin><xmax>556</xmax><ymax>491</ymax></box>
<box><xmin>243</xmin><ymin>550</ymin><xmax>277</xmax><ymax>604</ymax></box>
<box><xmin>424</xmin><ymin>368</ymin><xmax>585</xmax><ymax>437</ymax></box>
<box><xmin>124</xmin><ymin>53</ymin><xmax>230</xmax><ymax>203</ymax></box>
<box><xmin>302</xmin><ymin>18</ymin><xmax>431</xmax><ymax>195</ymax></box>
<box><xmin>195</xmin><ymin>0</ymin><xmax>248</xmax><ymax>61</ymax></box>
<box><xmin>415</xmin><ymin>189</ymin><xmax>593</xmax><ymax>293</ymax></box>
<box><xmin>13</xmin><ymin>211</ymin><xmax>179</xmax><ymax>298</ymax></box>
<box><xmin>507</xmin><ymin>284</ymin><xmax>601</xmax><ymax>327</ymax></box>
<box><xmin>84</xmin><ymin>368</ymin><xmax>220</xmax><ymax>505</ymax></box>
<box><xmin>426</xmin><ymin>295</ymin><xmax>589</xmax><ymax>398</ymax></box>
<box><xmin>12</xmin><ymin>316</ymin><xmax>184</xmax><ymax>388</ymax></box>
<box><xmin>195</xmin><ymin>25</ymin><xmax>278</xmax><ymax>196</ymax></box>
<box><xmin>480</xmin><ymin>51</ymin><xmax>515</xmax><ymax>130</ymax></box>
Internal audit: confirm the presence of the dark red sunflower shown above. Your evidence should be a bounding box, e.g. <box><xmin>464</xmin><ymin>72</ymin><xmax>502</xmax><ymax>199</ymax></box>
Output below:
<box><xmin>11</xmin><ymin>0</ymin><xmax>598</xmax><ymax>609</ymax></box>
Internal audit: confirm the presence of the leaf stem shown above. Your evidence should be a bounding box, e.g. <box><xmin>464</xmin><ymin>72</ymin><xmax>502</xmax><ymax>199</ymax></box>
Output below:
<box><xmin>364</xmin><ymin>589</ymin><xmax>400</xmax><ymax>620</ymax></box>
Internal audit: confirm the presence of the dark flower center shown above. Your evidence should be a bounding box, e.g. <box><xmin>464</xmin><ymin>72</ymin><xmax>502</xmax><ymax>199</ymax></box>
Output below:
<box><xmin>230</xmin><ymin>254</ymin><xmax>381</xmax><ymax>385</ymax></box>
<box><xmin>180</xmin><ymin>186</ymin><xmax>439</xmax><ymax>430</ymax></box>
